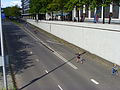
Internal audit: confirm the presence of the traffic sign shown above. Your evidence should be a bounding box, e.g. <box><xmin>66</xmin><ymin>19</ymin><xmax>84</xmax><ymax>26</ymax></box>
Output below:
<box><xmin>0</xmin><ymin>56</ymin><xmax>9</xmax><ymax>66</ymax></box>
<box><xmin>2</xmin><ymin>13</ymin><xmax>6</xmax><ymax>19</ymax></box>
<box><xmin>0</xmin><ymin>56</ymin><xmax>3</xmax><ymax>66</ymax></box>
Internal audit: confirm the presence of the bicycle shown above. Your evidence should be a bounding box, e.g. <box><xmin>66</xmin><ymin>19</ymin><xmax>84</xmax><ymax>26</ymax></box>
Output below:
<box><xmin>112</xmin><ymin>65</ymin><xmax>119</xmax><ymax>76</ymax></box>
<box><xmin>75</xmin><ymin>52</ymin><xmax>86</xmax><ymax>64</ymax></box>
<box><xmin>80</xmin><ymin>59</ymin><xmax>86</xmax><ymax>64</ymax></box>
<box><xmin>34</xmin><ymin>30</ymin><xmax>37</xmax><ymax>34</ymax></box>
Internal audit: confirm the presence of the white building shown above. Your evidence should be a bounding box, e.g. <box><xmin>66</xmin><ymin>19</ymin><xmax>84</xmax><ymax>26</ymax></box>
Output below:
<box><xmin>72</xmin><ymin>4</ymin><xmax>120</xmax><ymax>23</ymax></box>
<box><xmin>21</xmin><ymin>0</ymin><xmax>30</xmax><ymax>18</ymax></box>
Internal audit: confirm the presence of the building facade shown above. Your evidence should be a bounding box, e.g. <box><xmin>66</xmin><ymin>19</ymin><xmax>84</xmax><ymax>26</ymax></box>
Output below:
<box><xmin>21</xmin><ymin>0</ymin><xmax>120</xmax><ymax>23</ymax></box>
<box><xmin>72</xmin><ymin>4</ymin><xmax>120</xmax><ymax>23</ymax></box>
<box><xmin>21</xmin><ymin>0</ymin><xmax>30</xmax><ymax>16</ymax></box>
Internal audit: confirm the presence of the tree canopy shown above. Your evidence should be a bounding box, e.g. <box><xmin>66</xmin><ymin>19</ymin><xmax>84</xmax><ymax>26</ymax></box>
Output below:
<box><xmin>29</xmin><ymin>0</ymin><xmax>120</xmax><ymax>14</ymax></box>
<box><xmin>4</xmin><ymin>5</ymin><xmax>21</xmax><ymax>18</ymax></box>
<box><xmin>30</xmin><ymin>0</ymin><xmax>69</xmax><ymax>13</ymax></box>
<box><xmin>47</xmin><ymin>0</ymin><xmax>68</xmax><ymax>12</ymax></box>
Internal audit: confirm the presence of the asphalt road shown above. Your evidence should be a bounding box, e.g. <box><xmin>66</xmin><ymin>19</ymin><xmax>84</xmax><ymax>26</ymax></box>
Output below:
<box><xmin>3</xmin><ymin>20</ymin><xmax>120</xmax><ymax>90</ymax></box>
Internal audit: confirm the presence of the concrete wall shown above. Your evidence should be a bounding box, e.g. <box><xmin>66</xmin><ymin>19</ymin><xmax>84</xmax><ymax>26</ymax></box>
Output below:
<box><xmin>27</xmin><ymin>19</ymin><xmax>120</xmax><ymax>65</ymax></box>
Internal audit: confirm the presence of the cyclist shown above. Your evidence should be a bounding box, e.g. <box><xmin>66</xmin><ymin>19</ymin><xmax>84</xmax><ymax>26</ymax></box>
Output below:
<box><xmin>112</xmin><ymin>64</ymin><xmax>119</xmax><ymax>75</ymax></box>
<box><xmin>75</xmin><ymin>52</ymin><xmax>86</xmax><ymax>63</ymax></box>
<box><xmin>75</xmin><ymin>52</ymin><xmax>81</xmax><ymax>63</ymax></box>
<box><xmin>34</xmin><ymin>30</ymin><xmax>37</xmax><ymax>34</ymax></box>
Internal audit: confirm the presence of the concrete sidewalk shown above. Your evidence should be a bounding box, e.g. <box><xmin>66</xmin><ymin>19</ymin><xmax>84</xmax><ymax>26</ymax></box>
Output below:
<box><xmin>0</xmin><ymin>74</ymin><xmax>13</xmax><ymax>90</ymax></box>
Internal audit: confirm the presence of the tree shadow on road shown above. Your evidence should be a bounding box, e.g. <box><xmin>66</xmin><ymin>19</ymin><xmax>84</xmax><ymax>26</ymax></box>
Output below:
<box><xmin>3</xmin><ymin>22</ymin><xmax>35</xmax><ymax>75</ymax></box>
<box><xmin>19</xmin><ymin>56</ymin><xmax>76</xmax><ymax>90</ymax></box>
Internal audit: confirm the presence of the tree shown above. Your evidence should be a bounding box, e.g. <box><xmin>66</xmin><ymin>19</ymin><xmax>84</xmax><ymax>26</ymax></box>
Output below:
<box><xmin>47</xmin><ymin>0</ymin><xmax>69</xmax><ymax>20</ymax></box>
<box><xmin>113</xmin><ymin>0</ymin><xmax>120</xmax><ymax>6</ymax></box>
<box><xmin>4</xmin><ymin>5</ymin><xmax>21</xmax><ymax>18</ymax></box>
<box><xmin>4</xmin><ymin>7</ymin><xmax>11</xmax><ymax>17</ymax></box>
<box><xmin>29</xmin><ymin>0</ymin><xmax>53</xmax><ymax>20</ymax></box>
<box><xmin>11</xmin><ymin>6</ymin><xmax>21</xmax><ymax>17</ymax></box>
<box><xmin>29</xmin><ymin>0</ymin><xmax>41</xmax><ymax>14</ymax></box>
<box><xmin>29</xmin><ymin>0</ymin><xmax>120</xmax><ymax>22</ymax></box>
<box><xmin>64</xmin><ymin>0</ymin><xmax>78</xmax><ymax>12</ymax></box>
<box><xmin>40</xmin><ymin>0</ymin><xmax>53</xmax><ymax>13</ymax></box>
<box><xmin>65</xmin><ymin>0</ymin><xmax>93</xmax><ymax>21</ymax></box>
<box><xmin>47</xmin><ymin>0</ymin><xmax>69</xmax><ymax>11</ymax></box>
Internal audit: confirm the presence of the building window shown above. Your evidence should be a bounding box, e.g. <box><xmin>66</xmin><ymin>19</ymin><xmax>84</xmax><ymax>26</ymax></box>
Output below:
<box><xmin>85</xmin><ymin>9</ymin><xmax>88</xmax><ymax>17</ymax></box>
<box><xmin>91</xmin><ymin>10</ymin><xmax>94</xmax><ymax>18</ymax></box>
<box><xmin>113</xmin><ymin>5</ymin><xmax>119</xmax><ymax>18</ymax></box>
<box><xmin>96</xmin><ymin>7</ymin><xmax>102</xmax><ymax>18</ymax></box>
<box><xmin>105</xmin><ymin>6</ymin><xmax>110</xmax><ymax>18</ymax></box>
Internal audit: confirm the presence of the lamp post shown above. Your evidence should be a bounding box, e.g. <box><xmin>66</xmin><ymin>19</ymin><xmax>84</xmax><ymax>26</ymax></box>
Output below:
<box><xmin>77</xmin><ymin>6</ymin><xmax>80</xmax><ymax>22</ymax></box>
<box><xmin>102</xmin><ymin>0</ymin><xmax>105</xmax><ymax>24</ymax></box>
<box><xmin>0</xmin><ymin>0</ymin><xmax>8</xmax><ymax>89</ymax></box>
<box><xmin>77</xmin><ymin>0</ymin><xmax>80</xmax><ymax>22</ymax></box>
<box><xmin>82</xmin><ymin>5</ymin><xmax>85</xmax><ymax>22</ymax></box>
<box><xmin>119</xmin><ymin>2</ymin><xmax>120</xmax><ymax>19</ymax></box>
<box><xmin>108</xmin><ymin>3</ymin><xmax>113</xmax><ymax>24</ymax></box>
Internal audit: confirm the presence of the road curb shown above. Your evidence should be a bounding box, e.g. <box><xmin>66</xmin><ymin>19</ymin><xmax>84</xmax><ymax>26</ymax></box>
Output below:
<box><xmin>3</xmin><ymin>32</ymin><xmax>17</xmax><ymax>90</ymax></box>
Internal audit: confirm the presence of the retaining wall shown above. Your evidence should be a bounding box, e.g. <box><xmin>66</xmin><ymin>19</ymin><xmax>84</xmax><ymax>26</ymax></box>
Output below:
<box><xmin>27</xmin><ymin>19</ymin><xmax>120</xmax><ymax>65</ymax></box>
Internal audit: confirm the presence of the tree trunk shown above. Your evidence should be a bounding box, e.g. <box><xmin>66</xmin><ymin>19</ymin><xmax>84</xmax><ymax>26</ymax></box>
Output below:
<box><xmin>78</xmin><ymin>10</ymin><xmax>79</xmax><ymax>22</ymax></box>
<box><xmin>61</xmin><ymin>11</ymin><xmax>63</xmax><ymax>21</ymax></box>
<box><xmin>52</xmin><ymin>12</ymin><xmax>53</xmax><ymax>20</ymax></box>
<box><xmin>103</xmin><ymin>6</ymin><xmax>105</xmax><ymax>24</ymax></box>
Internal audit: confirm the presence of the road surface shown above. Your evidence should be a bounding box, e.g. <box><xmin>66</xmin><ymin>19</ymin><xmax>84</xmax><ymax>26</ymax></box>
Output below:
<box><xmin>3</xmin><ymin>20</ymin><xmax>120</xmax><ymax>90</ymax></box>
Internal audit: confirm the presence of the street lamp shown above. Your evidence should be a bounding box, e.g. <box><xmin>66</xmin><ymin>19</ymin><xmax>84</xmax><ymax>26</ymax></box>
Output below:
<box><xmin>77</xmin><ymin>0</ymin><xmax>80</xmax><ymax>22</ymax></box>
<box><xmin>108</xmin><ymin>3</ymin><xmax>113</xmax><ymax>24</ymax></box>
<box><xmin>0</xmin><ymin>0</ymin><xmax>8</xmax><ymax>89</ymax></box>
<box><xmin>102</xmin><ymin>0</ymin><xmax>105</xmax><ymax>24</ymax></box>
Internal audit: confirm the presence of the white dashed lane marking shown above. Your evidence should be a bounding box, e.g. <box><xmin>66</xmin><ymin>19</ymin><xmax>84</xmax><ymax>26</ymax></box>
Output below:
<box><xmin>90</xmin><ymin>79</ymin><xmax>99</xmax><ymax>85</ymax></box>
<box><xmin>23</xmin><ymin>27</ymin><xmax>78</xmax><ymax>70</ymax></box>
<box><xmin>54</xmin><ymin>52</ymin><xmax>78</xmax><ymax>70</ymax></box>
<box><xmin>30</xmin><ymin>51</ymin><xmax>33</xmax><ymax>54</ymax></box>
<box><xmin>45</xmin><ymin>70</ymin><xmax>48</xmax><ymax>73</ymax></box>
<box><xmin>58</xmin><ymin>85</ymin><xmax>63</xmax><ymax>90</ymax></box>
<box><xmin>36</xmin><ymin>59</ymin><xmax>39</xmax><ymax>62</ymax></box>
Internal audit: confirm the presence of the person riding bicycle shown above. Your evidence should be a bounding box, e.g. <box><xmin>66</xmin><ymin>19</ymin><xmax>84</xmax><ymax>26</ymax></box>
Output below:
<box><xmin>75</xmin><ymin>52</ymin><xmax>81</xmax><ymax>63</ymax></box>
<box><xmin>75</xmin><ymin>52</ymin><xmax>86</xmax><ymax>63</ymax></box>
<box><xmin>112</xmin><ymin>64</ymin><xmax>118</xmax><ymax>75</ymax></box>
<box><xmin>34</xmin><ymin>30</ymin><xmax>37</xmax><ymax>34</ymax></box>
